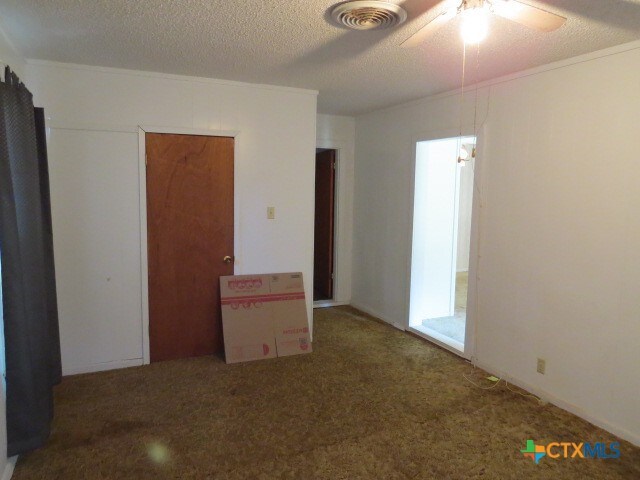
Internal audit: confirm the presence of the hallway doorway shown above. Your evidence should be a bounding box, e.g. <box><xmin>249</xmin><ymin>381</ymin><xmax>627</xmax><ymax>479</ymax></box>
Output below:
<box><xmin>408</xmin><ymin>136</ymin><xmax>476</xmax><ymax>355</ymax></box>
<box><xmin>314</xmin><ymin>149</ymin><xmax>336</xmax><ymax>302</ymax></box>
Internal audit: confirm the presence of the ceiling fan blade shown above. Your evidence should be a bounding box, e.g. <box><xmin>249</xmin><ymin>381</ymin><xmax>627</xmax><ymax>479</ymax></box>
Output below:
<box><xmin>401</xmin><ymin>1</ymin><xmax>458</xmax><ymax>48</ymax></box>
<box><xmin>491</xmin><ymin>0</ymin><xmax>567</xmax><ymax>32</ymax></box>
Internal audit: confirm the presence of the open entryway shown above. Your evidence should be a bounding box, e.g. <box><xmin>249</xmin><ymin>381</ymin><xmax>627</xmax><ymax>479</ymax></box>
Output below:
<box><xmin>314</xmin><ymin>149</ymin><xmax>336</xmax><ymax>303</ymax></box>
<box><xmin>408</xmin><ymin>135</ymin><xmax>476</xmax><ymax>355</ymax></box>
<box><xmin>146</xmin><ymin>133</ymin><xmax>235</xmax><ymax>362</ymax></box>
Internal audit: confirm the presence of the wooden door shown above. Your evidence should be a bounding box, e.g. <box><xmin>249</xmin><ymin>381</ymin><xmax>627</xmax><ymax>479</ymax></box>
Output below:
<box><xmin>146</xmin><ymin>133</ymin><xmax>234</xmax><ymax>362</ymax></box>
<box><xmin>314</xmin><ymin>150</ymin><xmax>336</xmax><ymax>301</ymax></box>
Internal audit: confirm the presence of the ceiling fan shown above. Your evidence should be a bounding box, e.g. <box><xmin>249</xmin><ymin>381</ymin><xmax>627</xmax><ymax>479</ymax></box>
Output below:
<box><xmin>402</xmin><ymin>0</ymin><xmax>567</xmax><ymax>47</ymax></box>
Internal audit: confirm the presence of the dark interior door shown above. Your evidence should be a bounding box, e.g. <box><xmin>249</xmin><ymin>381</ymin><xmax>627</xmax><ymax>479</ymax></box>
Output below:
<box><xmin>314</xmin><ymin>150</ymin><xmax>336</xmax><ymax>301</ymax></box>
<box><xmin>146</xmin><ymin>133</ymin><xmax>234</xmax><ymax>362</ymax></box>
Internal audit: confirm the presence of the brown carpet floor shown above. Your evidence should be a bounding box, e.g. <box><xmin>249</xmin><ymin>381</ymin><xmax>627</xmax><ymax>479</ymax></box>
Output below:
<box><xmin>14</xmin><ymin>306</ymin><xmax>640</xmax><ymax>479</ymax></box>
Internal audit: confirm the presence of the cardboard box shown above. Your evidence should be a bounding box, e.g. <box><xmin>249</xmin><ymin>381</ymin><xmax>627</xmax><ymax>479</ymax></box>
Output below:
<box><xmin>220</xmin><ymin>272</ymin><xmax>312</xmax><ymax>364</ymax></box>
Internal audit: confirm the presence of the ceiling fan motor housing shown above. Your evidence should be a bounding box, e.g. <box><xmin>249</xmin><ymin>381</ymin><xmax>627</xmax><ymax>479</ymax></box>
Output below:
<box><xmin>331</xmin><ymin>1</ymin><xmax>408</xmax><ymax>30</ymax></box>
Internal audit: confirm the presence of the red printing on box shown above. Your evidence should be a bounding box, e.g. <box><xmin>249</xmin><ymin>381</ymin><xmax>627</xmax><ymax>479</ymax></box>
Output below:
<box><xmin>220</xmin><ymin>292</ymin><xmax>305</xmax><ymax>306</ymax></box>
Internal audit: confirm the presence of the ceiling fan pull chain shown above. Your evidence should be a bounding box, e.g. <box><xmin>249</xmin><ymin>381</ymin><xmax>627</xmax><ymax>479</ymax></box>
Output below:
<box><xmin>459</xmin><ymin>41</ymin><xmax>467</xmax><ymax>141</ymax></box>
<box><xmin>472</xmin><ymin>41</ymin><xmax>481</xmax><ymax>158</ymax></box>
<box><xmin>457</xmin><ymin>41</ymin><xmax>468</xmax><ymax>164</ymax></box>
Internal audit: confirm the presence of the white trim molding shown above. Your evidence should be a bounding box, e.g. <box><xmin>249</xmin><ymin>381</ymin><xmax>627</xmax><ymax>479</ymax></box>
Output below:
<box><xmin>63</xmin><ymin>359</ymin><xmax>144</xmax><ymax>377</ymax></box>
<box><xmin>315</xmin><ymin>138</ymin><xmax>354</xmax><ymax>306</ymax></box>
<box><xmin>1</xmin><ymin>456</ymin><xmax>17</xmax><ymax>480</ymax></box>
<box><xmin>472</xmin><ymin>359</ymin><xmax>640</xmax><ymax>447</ymax></box>
<box><xmin>313</xmin><ymin>300</ymin><xmax>349</xmax><ymax>309</ymax></box>
<box><xmin>404</xmin><ymin>126</ymin><xmax>485</xmax><ymax>361</ymax></box>
<box><xmin>138</xmin><ymin>126</ymin><xmax>240</xmax><ymax>364</ymax></box>
<box><xmin>25</xmin><ymin>59</ymin><xmax>319</xmax><ymax>97</ymax></box>
<box><xmin>349</xmin><ymin>301</ymin><xmax>406</xmax><ymax>332</ymax></box>
<box><xmin>139</xmin><ymin>125</ymin><xmax>240</xmax><ymax>137</ymax></box>
<box><xmin>361</xmin><ymin>39</ymin><xmax>640</xmax><ymax>117</ymax></box>
<box><xmin>408</xmin><ymin>326</ymin><xmax>466</xmax><ymax>359</ymax></box>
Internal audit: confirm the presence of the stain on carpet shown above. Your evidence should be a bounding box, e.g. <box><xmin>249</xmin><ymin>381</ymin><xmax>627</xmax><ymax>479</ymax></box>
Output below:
<box><xmin>13</xmin><ymin>306</ymin><xmax>640</xmax><ymax>479</ymax></box>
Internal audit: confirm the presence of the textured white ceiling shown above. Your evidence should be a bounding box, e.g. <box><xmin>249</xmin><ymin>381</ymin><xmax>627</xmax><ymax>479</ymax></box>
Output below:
<box><xmin>1</xmin><ymin>0</ymin><xmax>639</xmax><ymax>115</ymax></box>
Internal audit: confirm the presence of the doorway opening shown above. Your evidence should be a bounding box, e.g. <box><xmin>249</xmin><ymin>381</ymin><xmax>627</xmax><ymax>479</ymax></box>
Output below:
<box><xmin>314</xmin><ymin>148</ymin><xmax>336</xmax><ymax>303</ymax></box>
<box><xmin>408</xmin><ymin>136</ymin><xmax>476</xmax><ymax>354</ymax></box>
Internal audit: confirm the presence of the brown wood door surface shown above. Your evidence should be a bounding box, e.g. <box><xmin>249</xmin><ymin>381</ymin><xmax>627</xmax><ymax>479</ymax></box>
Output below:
<box><xmin>314</xmin><ymin>150</ymin><xmax>335</xmax><ymax>301</ymax></box>
<box><xmin>146</xmin><ymin>133</ymin><xmax>234</xmax><ymax>362</ymax></box>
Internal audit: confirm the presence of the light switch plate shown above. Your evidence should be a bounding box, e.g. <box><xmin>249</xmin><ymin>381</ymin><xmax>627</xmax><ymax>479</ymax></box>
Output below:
<box><xmin>267</xmin><ymin>207</ymin><xmax>275</xmax><ymax>219</ymax></box>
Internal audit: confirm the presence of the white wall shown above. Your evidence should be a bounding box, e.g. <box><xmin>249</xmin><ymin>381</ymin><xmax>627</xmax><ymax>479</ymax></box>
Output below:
<box><xmin>353</xmin><ymin>41</ymin><xmax>640</xmax><ymax>445</ymax></box>
<box><xmin>316</xmin><ymin>114</ymin><xmax>355</xmax><ymax>305</ymax></box>
<box><xmin>456</xmin><ymin>158</ymin><xmax>474</xmax><ymax>272</ymax></box>
<box><xmin>0</xmin><ymin>19</ymin><xmax>24</xmax><ymax>79</ymax></box>
<box><xmin>25</xmin><ymin>61</ymin><xmax>318</xmax><ymax>375</ymax></box>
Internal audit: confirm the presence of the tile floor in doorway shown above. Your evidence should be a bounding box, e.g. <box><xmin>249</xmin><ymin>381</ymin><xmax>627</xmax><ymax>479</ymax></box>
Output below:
<box><xmin>422</xmin><ymin>271</ymin><xmax>468</xmax><ymax>344</ymax></box>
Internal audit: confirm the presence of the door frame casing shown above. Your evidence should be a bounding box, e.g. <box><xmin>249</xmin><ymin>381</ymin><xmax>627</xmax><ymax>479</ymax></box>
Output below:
<box><xmin>404</xmin><ymin>125</ymin><xmax>485</xmax><ymax>361</ymax></box>
<box><xmin>138</xmin><ymin>126</ymin><xmax>239</xmax><ymax>365</ymax></box>
<box><xmin>313</xmin><ymin>142</ymin><xmax>346</xmax><ymax>308</ymax></box>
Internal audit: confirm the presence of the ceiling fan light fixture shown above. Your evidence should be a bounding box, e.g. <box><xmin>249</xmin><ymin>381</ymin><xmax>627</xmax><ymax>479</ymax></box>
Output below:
<box><xmin>460</xmin><ymin>6</ymin><xmax>489</xmax><ymax>44</ymax></box>
<box><xmin>459</xmin><ymin>145</ymin><xmax>470</xmax><ymax>161</ymax></box>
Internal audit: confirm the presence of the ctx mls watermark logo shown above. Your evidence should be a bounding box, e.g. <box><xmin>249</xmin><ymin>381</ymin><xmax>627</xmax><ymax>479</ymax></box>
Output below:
<box><xmin>521</xmin><ymin>440</ymin><xmax>621</xmax><ymax>464</ymax></box>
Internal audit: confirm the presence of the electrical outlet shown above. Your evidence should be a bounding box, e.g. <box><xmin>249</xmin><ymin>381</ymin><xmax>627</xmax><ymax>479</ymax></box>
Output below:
<box><xmin>537</xmin><ymin>358</ymin><xmax>546</xmax><ymax>375</ymax></box>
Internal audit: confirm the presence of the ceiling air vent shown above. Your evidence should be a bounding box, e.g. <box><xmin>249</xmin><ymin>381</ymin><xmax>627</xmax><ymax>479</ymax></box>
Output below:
<box><xmin>331</xmin><ymin>1</ymin><xmax>407</xmax><ymax>30</ymax></box>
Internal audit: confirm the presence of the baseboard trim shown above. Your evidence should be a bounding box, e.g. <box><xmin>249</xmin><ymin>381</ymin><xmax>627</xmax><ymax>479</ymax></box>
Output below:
<box><xmin>349</xmin><ymin>302</ymin><xmax>405</xmax><ymax>331</ymax></box>
<box><xmin>62</xmin><ymin>358</ymin><xmax>144</xmax><ymax>376</ymax></box>
<box><xmin>407</xmin><ymin>326</ymin><xmax>467</xmax><ymax>359</ymax></box>
<box><xmin>346</xmin><ymin>304</ymin><xmax>639</xmax><ymax>447</ymax></box>
<box><xmin>2</xmin><ymin>456</ymin><xmax>17</xmax><ymax>480</ymax></box>
<box><xmin>473</xmin><ymin>359</ymin><xmax>640</xmax><ymax>447</ymax></box>
<box><xmin>313</xmin><ymin>300</ymin><xmax>349</xmax><ymax>309</ymax></box>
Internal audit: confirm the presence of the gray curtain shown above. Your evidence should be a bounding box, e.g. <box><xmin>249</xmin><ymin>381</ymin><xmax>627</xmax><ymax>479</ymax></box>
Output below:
<box><xmin>0</xmin><ymin>66</ymin><xmax>61</xmax><ymax>456</ymax></box>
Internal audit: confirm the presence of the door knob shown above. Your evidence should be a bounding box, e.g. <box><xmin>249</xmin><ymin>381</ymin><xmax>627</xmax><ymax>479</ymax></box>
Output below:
<box><xmin>223</xmin><ymin>256</ymin><xmax>234</xmax><ymax>264</ymax></box>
